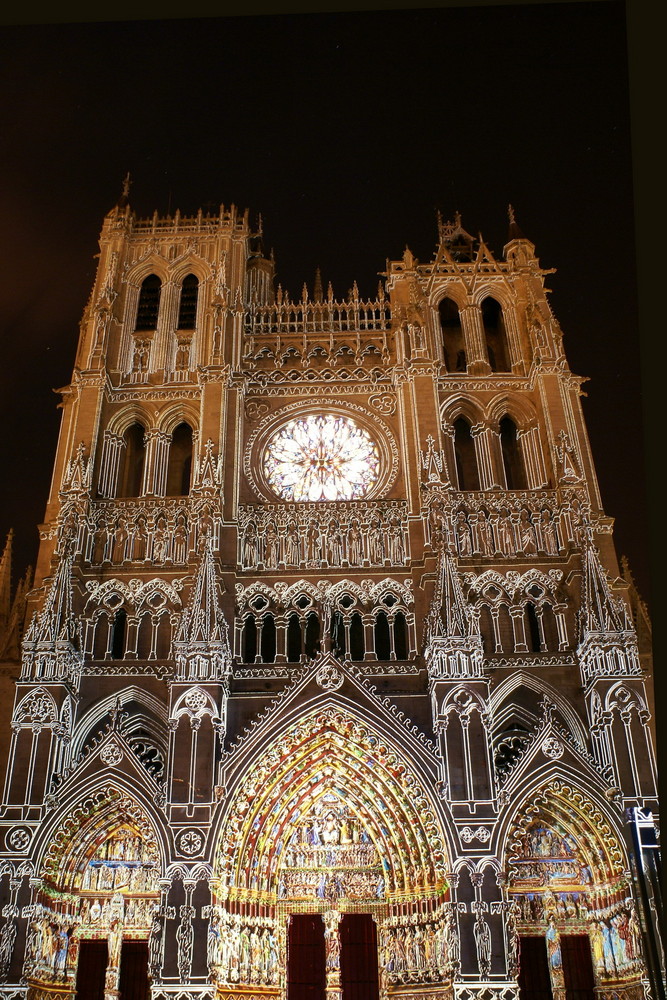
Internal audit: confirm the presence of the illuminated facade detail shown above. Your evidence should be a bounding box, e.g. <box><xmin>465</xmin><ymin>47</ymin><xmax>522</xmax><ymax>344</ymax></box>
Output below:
<box><xmin>0</xmin><ymin>199</ymin><xmax>659</xmax><ymax>1000</ymax></box>
<box><xmin>263</xmin><ymin>415</ymin><xmax>380</xmax><ymax>502</ymax></box>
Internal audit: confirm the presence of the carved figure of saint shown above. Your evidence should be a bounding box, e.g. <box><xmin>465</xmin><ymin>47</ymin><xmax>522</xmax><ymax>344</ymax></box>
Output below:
<box><xmin>132</xmin><ymin>514</ymin><xmax>148</xmax><ymax>561</ymax></box>
<box><xmin>496</xmin><ymin>511</ymin><xmax>514</xmax><ymax>555</ymax></box>
<box><xmin>456</xmin><ymin>512</ymin><xmax>473</xmax><ymax>557</ymax></box>
<box><xmin>369</xmin><ymin>520</ymin><xmax>384</xmax><ymax>564</ymax></box>
<box><xmin>306</xmin><ymin>521</ymin><xmax>321</xmax><ymax>563</ymax></box>
<box><xmin>285</xmin><ymin>522</ymin><xmax>300</xmax><ymax>566</ymax></box>
<box><xmin>153</xmin><ymin>517</ymin><xmax>169</xmax><ymax>563</ymax></box>
<box><xmin>473</xmin><ymin>911</ymin><xmax>492</xmax><ymax>977</ymax></box>
<box><xmin>173</xmin><ymin>515</ymin><xmax>188</xmax><ymax>563</ymax></box>
<box><xmin>545</xmin><ymin>917</ymin><xmax>562</xmax><ymax>970</ymax></box>
<box><xmin>519</xmin><ymin>510</ymin><xmax>537</xmax><ymax>554</ymax></box>
<box><xmin>388</xmin><ymin>517</ymin><xmax>405</xmax><ymax>563</ymax></box>
<box><xmin>476</xmin><ymin>510</ymin><xmax>494</xmax><ymax>555</ymax></box>
<box><xmin>540</xmin><ymin>509</ymin><xmax>559</xmax><ymax>554</ymax></box>
<box><xmin>347</xmin><ymin>520</ymin><xmax>363</xmax><ymax>565</ymax></box>
<box><xmin>264</xmin><ymin>522</ymin><xmax>279</xmax><ymax>568</ymax></box>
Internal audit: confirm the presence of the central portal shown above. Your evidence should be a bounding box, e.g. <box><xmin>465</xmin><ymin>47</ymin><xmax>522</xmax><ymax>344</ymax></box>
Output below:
<box><xmin>287</xmin><ymin>913</ymin><xmax>379</xmax><ymax>1000</ymax></box>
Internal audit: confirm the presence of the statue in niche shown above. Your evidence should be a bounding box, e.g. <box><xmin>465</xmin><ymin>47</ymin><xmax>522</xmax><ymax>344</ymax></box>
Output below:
<box><xmin>305</xmin><ymin>520</ymin><xmax>321</xmax><ymax>563</ymax></box>
<box><xmin>388</xmin><ymin>517</ymin><xmax>405</xmax><ymax>563</ymax></box>
<box><xmin>473</xmin><ymin>909</ymin><xmax>492</xmax><ymax>977</ymax></box>
<box><xmin>539</xmin><ymin>509</ymin><xmax>559</xmax><ymax>554</ymax></box>
<box><xmin>92</xmin><ymin>517</ymin><xmax>109</xmax><ymax>565</ymax></box>
<box><xmin>153</xmin><ymin>516</ymin><xmax>169</xmax><ymax>563</ymax></box>
<box><xmin>131</xmin><ymin>513</ymin><xmax>148</xmax><ymax>561</ymax></box>
<box><xmin>173</xmin><ymin>514</ymin><xmax>189</xmax><ymax>563</ymax></box>
<box><xmin>323</xmin><ymin>912</ymin><xmax>341</xmax><ymax>971</ymax></box>
<box><xmin>111</xmin><ymin>517</ymin><xmax>129</xmax><ymax>563</ymax></box>
<box><xmin>326</xmin><ymin>519</ymin><xmax>342</xmax><ymax>565</ymax></box>
<box><xmin>175</xmin><ymin>338</ymin><xmax>190</xmax><ymax>370</ymax></box>
<box><xmin>347</xmin><ymin>520</ymin><xmax>363</xmax><ymax>565</ymax></box>
<box><xmin>519</xmin><ymin>510</ymin><xmax>537</xmax><ymax>554</ymax></box>
<box><xmin>264</xmin><ymin>522</ymin><xmax>279</xmax><ymax>568</ymax></box>
<box><xmin>285</xmin><ymin>521</ymin><xmax>300</xmax><ymax>566</ymax></box>
<box><xmin>243</xmin><ymin>521</ymin><xmax>259</xmax><ymax>567</ymax></box>
<box><xmin>369</xmin><ymin>519</ymin><xmax>385</xmax><ymax>564</ymax></box>
<box><xmin>455</xmin><ymin>511</ymin><xmax>473</xmax><ymax>556</ymax></box>
<box><xmin>546</xmin><ymin>917</ymin><xmax>562</xmax><ymax>972</ymax></box>
<box><xmin>476</xmin><ymin>510</ymin><xmax>494</xmax><ymax>555</ymax></box>
<box><xmin>496</xmin><ymin>510</ymin><xmax>514</xmax><ymax>555</ymax></box>
<box><xmin>132</xmin><ymin>339</ymin><xmax>150</xmax><ymax>374</ymax></box>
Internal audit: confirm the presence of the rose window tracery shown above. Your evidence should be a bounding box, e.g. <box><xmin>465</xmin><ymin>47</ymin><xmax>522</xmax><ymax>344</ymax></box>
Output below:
<box><xmin>263</xmin><ymin>414</ymin><xmax>380</xmax><ymax>502</ymax></box>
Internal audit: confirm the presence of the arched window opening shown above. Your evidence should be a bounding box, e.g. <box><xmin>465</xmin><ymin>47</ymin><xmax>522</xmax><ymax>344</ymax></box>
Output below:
<box><xmin>110</xmin><ymin>609</ymin><xmax>127</xmax><ymax>659</ymax></box>
<box><xmin>94</xmin><ymin>616</ymin><xmax>109</xmax><ymax>659</ymax></box>
<box><xmin>481</xmin><ymin>296</ymin><xmax>510</xmax><ymax>372</ymax></box>
<box><xmin>260</xmin><ymin>615</ymin><xmax>276</xmax><ymax>663</ymax></box>
<box><xmin>305</xmin><ymin>613</ymin><xmax>320</xmax><ymax>658</ymax></box>
<box><xmin>136</xmin><ymin>614</ymin><xmax>152</xmax><ymax>659</ymax></box>
<box><xmin>242</xmin><ymin>614</ymin><xmax>257</xmax><ymax>664</ymax></box>
<box><xmin>177</xmin><ymin>274</ymin><xmax>199</xmax><ymax>329</ymax></box>
<box><xmin>287</xmin><ymin>614</ymin><xmax>302</xmax><ymax>662</ymax></box>
<box><xmin>166</xmin><ymin>423</ymin><xmax>193</xmax><ymax>496</ymax></box>
<box><xmin>349</xmin><ymin>612</ymin><xmax>365</xmax><ymax>660</ymax></box>
<box><xmin>118</xmin><ymin>423</ymin><xmax>146</xmax><ymax>498</ymax></box>
<box><xmin>479</xmin><ymin>604</ymin><xmax>495</xmax><ymax>656</ymax></box>
<box><xmin>331</xmin><ymin>610</ymin><xmax>345</xmax><ymax>657</ymax></box>
<box><xmin>439</xmin><ymin>297</ymin><xmax>466</xmax><ymax>372</ymax></box>
<box><xmin>374</xmin><ymin>612</ymin><xmax>391</xmax><ymax>661</ymax></box>
<box><xmin>454</xmin><ymin>418</ymin><xmax>480</xmax><ymax>491</ymax></box>
<box><xmin>500</xmin><ymin>417</ymin><xmax>527</xmax><ymax>490</ymax></box>
<box><xmin>540</xmin><ymin>603</ymin><xmax>560</xmax><ymax>650</ymax></box>
<box><xmin>525</xmin><ymin>603</ymin><xmax>542</xmax><ymax>652</ymax></box>
<box><xmin>393</xmin><ymin>612</ymin><xmax>408</xmax><ymax>659</ymax></box>
<box><xmin>135</xmin><ymin>274</ymin><xmax>162</xmax><ymax>331</ymax></box>
<box><xmin>498</xmin><ymin>604</ymin><xmax>514</xmax><ymax>653</ymax></box>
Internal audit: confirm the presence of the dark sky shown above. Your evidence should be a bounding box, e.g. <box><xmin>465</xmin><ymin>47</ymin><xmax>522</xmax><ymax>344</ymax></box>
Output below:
<box><xmin>0</xmin><ymin>3</ymin><xmax>653</xmax><ymax>607</ymax></box>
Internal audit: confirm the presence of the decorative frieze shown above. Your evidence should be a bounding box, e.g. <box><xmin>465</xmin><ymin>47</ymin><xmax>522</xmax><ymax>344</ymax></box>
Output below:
<box><xmin>238</xmin><ymin>501</ymin><xmax>409</xmax><ymax>570</ymax></box>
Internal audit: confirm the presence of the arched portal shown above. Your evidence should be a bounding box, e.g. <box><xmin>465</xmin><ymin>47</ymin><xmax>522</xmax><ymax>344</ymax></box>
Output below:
<box><xmin>26</xmin><ymin>786</ymin><xmax>162</xmax><ymax>996</ymax></box>
<box><xmin>505</xmin><ymin>780</ymin><xmax>646</xmax><ymax>1000</ymax></box>
<box><xmin>212</xmin><ymin>707</ymin><xmax>454</xmax><ymax>998</ymax></box>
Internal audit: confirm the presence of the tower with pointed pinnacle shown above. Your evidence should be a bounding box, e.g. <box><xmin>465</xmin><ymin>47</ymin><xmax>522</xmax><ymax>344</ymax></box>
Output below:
<box><xmin>0</xmin><ymin>195</ymin><xmax>659</xmax><ymax>1000</ymax></box>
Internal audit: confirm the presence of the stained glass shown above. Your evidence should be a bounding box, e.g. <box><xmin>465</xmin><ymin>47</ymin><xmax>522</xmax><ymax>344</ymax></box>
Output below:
<box><xmin>263</xmin><ymin>414</ymin><xmax>380</xmax><ymax>502</ymax></box>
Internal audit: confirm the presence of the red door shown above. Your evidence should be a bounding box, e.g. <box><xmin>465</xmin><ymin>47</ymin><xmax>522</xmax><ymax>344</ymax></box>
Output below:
<box><xmin>340</xmin><ymin>913</ymin><xmax>380</xmax><ymax>1000</ymax></box>
<box><xmin>288</xmin><ymin>913</ymin><xmax>326</xmax><ymax>1000</ymax></box>
<box><xmin>75</xmin><ymin>939</ymin><xmax>108</xmax><ymax>1000</ymax></box>
<box><xmin>119</xmin><ymin>940</ymin><xmax>150</xmax><ymax>1000</ymax></box>
<box><xmin>518</xmin><ymin>935</ymin><xmax>553</xmax><ymax>1000</ymax></box>
<box><xmin>561</xmin><ymin>934</ymin><xmax>596</xmax><ymax>1000</ymax></box>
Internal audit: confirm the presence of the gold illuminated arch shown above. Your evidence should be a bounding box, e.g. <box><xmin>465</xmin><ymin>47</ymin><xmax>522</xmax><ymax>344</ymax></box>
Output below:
<box><xmin>215</xmin><ymin>707</ymin><xmax>449</xmax><ymax>907</ymax></box>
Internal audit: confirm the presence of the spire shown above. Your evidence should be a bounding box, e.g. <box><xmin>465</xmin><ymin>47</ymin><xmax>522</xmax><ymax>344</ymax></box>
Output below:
<box><xmin>425</xmin><ymin>546</ymin><xmax>483</xmax><ymax>679</ymax></box>
<box><xmin>23</xmin><ymin>547</ymin><xmax>78</xmax><ymax>647</ymax></box>
<box><xmin>313</xmin><ymin>268</ymin><xmax>323</xmax><ymax>303</ymax></box>
<box><xmin>507</xmin><ymin>203</ymin><xmax>526</xmax><ymax>241</ymax></box>
<box><xmin>0</xmin><ymin>530</ymin><xmax>13</xmax><ymax>629</ymax></box>
<box><xmin>173</xmin><ymin>540</ymin><xmax>232</xmax><ymax>682</ymax></box>
<box><xmin>580</xmin><ymin>526</ymin><xmax>631</xmax><ymax>634</ymax></box>
<box><xmin>117</xmin><ymin>172</ymin><xmax>132</xmax><ymax>209</ymax></box>
<box><xmin>177</xmin><ymin>541</ymin><xmax>229</xmax><ymax>645</ymax></box>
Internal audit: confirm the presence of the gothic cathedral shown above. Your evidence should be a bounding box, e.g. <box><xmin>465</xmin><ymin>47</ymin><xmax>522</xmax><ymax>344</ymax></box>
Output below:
<box><xmin>0</xmin><ymin>195</ymin><xmax>660</xmax><ymax>1000</ymax></box>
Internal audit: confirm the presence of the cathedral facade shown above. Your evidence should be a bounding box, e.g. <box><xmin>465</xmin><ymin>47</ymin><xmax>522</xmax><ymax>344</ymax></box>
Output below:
<box><xmin>0</xmin><ymin>197</ymin><xmax>660</xmax><ymax>1000</ymax></box>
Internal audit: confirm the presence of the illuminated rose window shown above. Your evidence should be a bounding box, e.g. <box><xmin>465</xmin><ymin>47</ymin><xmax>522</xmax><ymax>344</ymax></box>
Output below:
<box><xmin>263</xmin><ymin>414</ymin><xmax>380</xmax><ymax>502</ymax></box>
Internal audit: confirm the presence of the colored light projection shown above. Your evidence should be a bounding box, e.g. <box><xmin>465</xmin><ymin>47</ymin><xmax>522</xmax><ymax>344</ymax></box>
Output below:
<box><xmin>216</xmin><ymin>709</ymin><xmax>447</xmax><ymax>904</ymax></box>
<box><xmin>263</xmin><ymin>414</ymin><xmax>380</xmax><ymax>502</ymax></box>
<box><xmin>507</xmin><ymin>781</ymin><xmax>645</xmax><ymax>986</ymax></box>
<box><xmin>27</xmin><ymin>790</ymin><xmax>161</xmax><ymax>988</ymax></box>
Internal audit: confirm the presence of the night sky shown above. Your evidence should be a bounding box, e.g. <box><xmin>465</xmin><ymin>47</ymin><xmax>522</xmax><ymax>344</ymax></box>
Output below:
<box><xmin>0</xmin><ymin>3</ymin><xmax>652</xmax><ymax>608</ymax></box>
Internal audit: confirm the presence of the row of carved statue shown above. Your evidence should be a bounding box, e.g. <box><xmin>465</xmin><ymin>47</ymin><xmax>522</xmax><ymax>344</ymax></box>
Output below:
<box><xmin>207</xmin><ymin>913</ymin><xmax>280</xmax><ymax>986</ymax></box>
<box><xmin>240</xmin><ymin>514</ymin><xmax>407</xmax><ymax>569</ymax></box>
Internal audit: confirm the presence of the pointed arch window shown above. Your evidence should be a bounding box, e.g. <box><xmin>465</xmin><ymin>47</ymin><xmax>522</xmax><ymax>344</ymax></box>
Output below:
<box><xmin>118</xmin><ymin>423</ymin><xmax>146</xmax><ymax>498</ymax></box>
<box><xmin>242</xmin><ymin>614</ymin><xmax>257</xmax><ymax>663</ymax></box>
<box><xmin>454</xmin><ymin>417</ymin><xmax>481</xmax><ymax>491</ymax></box>
<box><xmin>500</xmin><ymin>416</ymin><xmax>527</xmax><ymax>490</ymax></box>
<box><xmin>524</xmin><ymin>603</ymin><xmax>542</xmax><ymax>652</ymax></box>
<box><xmin>305</xmin><ymin>612</ymin><xmax>320</xmax><ymax>658</ymax></box>
<box><xmin>135</xmin><ymin>274</ymin><xmax>162</xmax><ymax>331</ymax></box>
<box><xmin>439</xmin><ymin>297</ymin><xmax>466</xmax><ymax>372</ymax></box>
<box><xmin>166</xmin><ymin>423</ymin><xmax>193</xmax><ymax>496</ymax></box>
<box><xmin>110</xmin><ymin>608</ymin><xmax>127</xmax><ymax>659</ymax></box>
<box><xmin>177</xmin><ymin>274</ymin><xmax>199</xmax><ymax>329</ymax></box>
<box><xmin>481</xmin><ymin>296</ymin><xmax>510</xmax><ymax>372</ymax></box>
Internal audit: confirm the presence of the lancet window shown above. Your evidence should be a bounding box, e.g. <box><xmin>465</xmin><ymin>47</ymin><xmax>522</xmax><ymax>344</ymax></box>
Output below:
<box><xmin>500</xmin><ymin>416</ymin><xmax>527</xmax><ymax>490</ymax></box>
<box><xmin>165</xmin><ymin>422</ymin><xmax>193</xmax><ymax>496</ymax></box>
<box><xmin>471</xmin><ymin>574</ymin><xmax>569</xmax><ymax>656</ymax></box>
<box><xmin>134</xmin><ymin>274</ymin><xmax>162</xmax><ymax>331</ymax></box>
<box><xmin>117</xmin><ymin>423</ymin><xmax>146</xmax><ymax>498</ymax></box>
<box><xmin>177</xmin><ymin>273</ymin><xmax>199</xmax><ymax>329</ymax></box>
<box><xmin>439</xmin><ymin>296</ymin><xmax>466</xmax><ymax>372</ymax></box>
<box><xmin>454</xmin><ymin>417</ymin><xmax>481</xmax><ymax>491</ymax></box>
<box><xmin>481</xmin><ymin>295</ymin><xmax>510</xmax><ymax>372</ymax></box>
